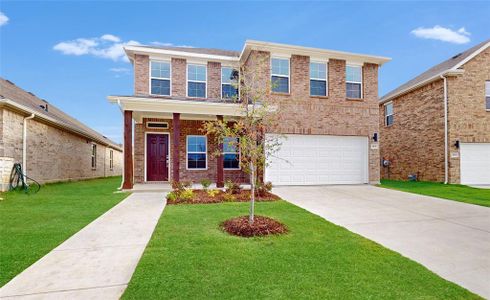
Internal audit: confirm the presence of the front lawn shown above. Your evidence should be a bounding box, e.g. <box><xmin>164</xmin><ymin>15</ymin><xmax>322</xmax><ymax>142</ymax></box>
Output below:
<box><xmin>123</xmin><ymin>201</ymin><xmax>478</xmax><ymax>299</ymax></box>
<box><xmin>0</xmin><ymin>176</ymin><xmax>128</xmax><ymax>287</ymax></box>
<box><xmin>380</xmin><ymin>180</ymin><xmax>490</xmax><ymax>207</ymax></box>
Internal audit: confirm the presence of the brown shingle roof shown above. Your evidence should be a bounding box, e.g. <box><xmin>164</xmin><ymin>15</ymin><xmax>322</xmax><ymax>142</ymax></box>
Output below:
<box><xmin>136</xmin><ymin>45</ymin><xmax>240</xmax><ymax>57</ymax></box>
<box><xmin>381</xmin><ymin>39</ymin><xmax>490</xmax><ymax>102</ymax></box>
<box><xmin>0</xmin><ymin>77</ymin><xmax>121</xmax><ymax>150</ymax></box>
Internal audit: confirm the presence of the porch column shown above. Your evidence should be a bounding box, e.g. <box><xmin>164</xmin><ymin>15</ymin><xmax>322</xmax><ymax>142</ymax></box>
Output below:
<box><xmin>122</xmin><ymin>110</ymin><xmax>133</xmax><ymax>190</ymax></box>
<box><xmin>172</xmin><ymin>113</ymin><xmax>180</xmax><ymax>184</ymax></box>
<box><xmin>216</xmin><ymin>115</ymin><xmax>224</xmax><ymax>188</ymax></box>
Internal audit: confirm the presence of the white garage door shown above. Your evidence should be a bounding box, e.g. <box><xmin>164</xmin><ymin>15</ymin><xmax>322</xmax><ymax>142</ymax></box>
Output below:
<box><xmin>460</xmin><ymin>143</ymin><xmax>490</xmax><ymax>185</ymax></box>
<box><xmin>265</xmin><ymin>134</ymin><xmax>368</xmax><ymax>185</ymax></box>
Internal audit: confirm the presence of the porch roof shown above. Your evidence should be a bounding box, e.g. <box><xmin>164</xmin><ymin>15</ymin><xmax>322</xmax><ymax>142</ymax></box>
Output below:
<box><xmin>107</xmin><ymin>95</ymin><xmax>245</xmax><ymax>120</ymax></box>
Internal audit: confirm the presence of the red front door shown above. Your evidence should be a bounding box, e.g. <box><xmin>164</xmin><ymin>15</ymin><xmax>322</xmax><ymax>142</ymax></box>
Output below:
<box><xmin>146</xmin><ymin>134</ymin><xmax>169</xmax><ymax>181</ymax></box>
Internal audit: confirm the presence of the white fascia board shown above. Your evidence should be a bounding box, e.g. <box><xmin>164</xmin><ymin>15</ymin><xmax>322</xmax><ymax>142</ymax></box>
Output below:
<box><xmin>107</xmin><ymin>96</ymin><xmax>246</xmax><ymax>117</ymax></box>
<box><xmin>124</xmin><ymin>45</ymin><xmax>239</xmax><ymax>63</ymax></box>
<box><xmin>0</xmin><ymin>99</ymin><xmax>121</xmax><ymax>150</ymax></box>
<box><xmin>241</xmin><ymin>40</ymin><xmax>391</xmax><ymax>66</ymax></box>
<box><xmin>379</xmin><ymin>69</ymin><xmax>465</xmax><ymax>104</ymax></box>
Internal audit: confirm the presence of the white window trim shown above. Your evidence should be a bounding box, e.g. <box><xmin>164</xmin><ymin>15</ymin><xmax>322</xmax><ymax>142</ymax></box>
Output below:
<box><xmin>346</xmin><ymin>64</ymin><xmax>363</xmax><ymax>99</ymax></box>
<box><xmin>221</xmin><ymin>67</ymin><xmax>238</xmax><ymax>99</ymax></box>
<box><xmin>109</xmin><ymin>149</ymin><xmax>114</xmax><ymax>170</ymax></box>
<box><xmin>384</xmin><ymin>102</ymin><xmax>394</xmax><ymax>126</ymax></box>
<box><xmin>310</xmin><ymin>61</ymin><xmax>328</xmax><ymax>97</ymax></box>
<box><xmin>91</xmin><ymin>143</ymin><xmax>97</xmax><ymax>170</ymax></box>
<box><xmin>146</xmin><ymin>121</ymin><xmax>169</xmax><ymax>129</ymax></box>
<box><xmin>271</xmin><ymin>57</ymin><xmax>290</xmax><ymax>94</ymax></box>
<box><xmin>149</xmin><ymin>60</ymin><xmax>172</xmax><ymax>96</ymax></box>
<box><xmin>485</xmin><ymin>80</ymin><xmax>490</xmax><ymax>111</ymax></box>
<box><xmin>223</xmin><ymin>137</ymin><xmax>240</xmax><ymax>170</ymax></box>
<box><xmin>186</xmin><ymin>64</ymin><xmax>207</xmax><ymax>98</ymax></box>
<box><xmin>186</xmin><ymin>135</ymin><xmax>208</xmax><ymax>170</ymax></box>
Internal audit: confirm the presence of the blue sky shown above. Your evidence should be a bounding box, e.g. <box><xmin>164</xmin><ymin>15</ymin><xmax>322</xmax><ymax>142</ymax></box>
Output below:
<box><xmin>1</xmin><ymin>1</ymin><xmax>489</xmax><ymax>143</ymax></box>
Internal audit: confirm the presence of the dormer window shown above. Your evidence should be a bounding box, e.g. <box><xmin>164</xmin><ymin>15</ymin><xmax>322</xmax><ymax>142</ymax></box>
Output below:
<box><xmin>150</xmin><ymin>61</ymin><xmax>171</xmax><ymax>96</ymax></box>
<box><xmin>221</xmin><ymin>67</ymin><xmax>238</xmax><ymax>99</ymax></box>
<box><xmin>187</xmin><ymin>64</ymin><xmax>207</xmax><ymax>98</ymax></box>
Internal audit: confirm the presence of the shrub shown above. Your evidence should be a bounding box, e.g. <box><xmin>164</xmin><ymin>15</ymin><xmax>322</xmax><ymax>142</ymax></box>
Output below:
<box><xmin>200</xmin><ymin>179</ymin><xmax>212</xmax><ymax>190</ymax></box>
<box><xmin>256</xmin><ymin>181</ymin><xmax>273</xmax><ymax>197</ymax></box>
<box><xmin>180</xmin><ymin>189</ymin><xmax>194</xmax><ymax>201</ymax></box>
<box><xmin>225</xmin><ymin>180</ymin><xmax>241</xmax><ymax>194</ymax></box>
<box><xmin>166</xmin><ymin>191</ymin><xmax>178</xmax><ymax>202</ymax></box>
<box><xmin>207</xmin><ymin>189</ymin><xmax>220</xmax><ymax>197</ymax></box>
<box><xmin>223</xmin><ymin>193</ymin><xmax>236</xmax><ymax>202</ymax></box>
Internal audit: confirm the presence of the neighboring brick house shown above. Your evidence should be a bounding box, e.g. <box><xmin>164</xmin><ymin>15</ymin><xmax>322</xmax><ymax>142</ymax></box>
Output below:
<box><xmin>0</xmin><ymin>78</ymin><xmax>123</xmax><ymax>191</ymax></box>
<box><xmin>379</xmin><ymin>39</ymin><xmax>490</xmax><ymax>185</ymax></box>
<box><xmin>108</xmin><ymin>40</ymin><xmax>390</xmax><ymax>189</ymax></box>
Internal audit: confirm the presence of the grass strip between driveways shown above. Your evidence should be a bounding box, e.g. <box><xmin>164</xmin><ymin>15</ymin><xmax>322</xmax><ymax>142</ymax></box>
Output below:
<box><xmin>0</xmin><ymin>176</ymin><xmax>129</xmax><ymax>287</ymax></box>
<box><xmin>380</xmin><ymin>180</ymin><xmax>490</xmax><ymax>207</ymax></box>
<box><xmin>123</xmin><ymin>201</ymin><xmax>479</xmax><ymax>299</ymax></box>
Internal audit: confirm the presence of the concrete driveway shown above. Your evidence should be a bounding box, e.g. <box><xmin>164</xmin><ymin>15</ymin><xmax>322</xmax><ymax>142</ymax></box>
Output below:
<box><xmin>273</xmin><ymin>185</ymin><xmax>490</xmax><ymax>298</ymax></box>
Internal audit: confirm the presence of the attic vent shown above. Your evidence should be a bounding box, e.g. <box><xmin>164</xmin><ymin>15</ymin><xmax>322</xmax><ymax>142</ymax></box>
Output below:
<box><xmin>146</xmin><ymin>122</ymin><xmax>169</xmax><ymax>129</ymax></box>
<box><xmin>452</xmin><ymin>53</ymin><xmax>462</xmax><ymax>59</ymax></box>
<box><xmin>27</xmin><ymin>92</ymin><xmax>35</xmax><ymax>96</ymax></box>
<box><xmin>39</xmin><ymin>103</ymin><xmax>49</xmax><ymax>112</ymax></box>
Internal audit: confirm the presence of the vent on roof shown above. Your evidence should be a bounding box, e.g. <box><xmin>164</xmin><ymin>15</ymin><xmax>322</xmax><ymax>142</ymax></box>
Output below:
<box><xmin>39</xmin><ymin>103</ymin><xmax>49</xmax><ymax>112</ymax></box>
<box><xmin>27</xmin><ymin>91</ymin><xmax>36</xmax><ymax>96</ymax></box>
<box><xmin>452</xmin><ymin>53</ymin><xmax>462</xmax><ymax>59</ymax></box>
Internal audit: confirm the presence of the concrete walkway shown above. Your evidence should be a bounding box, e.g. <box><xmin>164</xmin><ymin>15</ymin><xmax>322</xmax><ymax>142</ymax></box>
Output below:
<box><xmin>0</xmin><ymin>192</ymin><xmax>166</xmax><ymax>300</ymax></box>
<box><xmin>273</xmin><ymin>185</ymin><xmax>490</xmax><ymax>298</ymax></box>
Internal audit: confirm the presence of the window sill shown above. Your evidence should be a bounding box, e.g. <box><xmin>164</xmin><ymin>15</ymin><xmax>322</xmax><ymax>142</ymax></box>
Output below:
<box><xmin>271</xmin><ymin>92</ymin><xmax>290</xmax><ymax>96</ymax></box>
<box><xmin>346</xmin><ymin>97</ymin><xmax>364</xmax><ymax>101</ymax></box>
<box><xmin>310</xmin><ymin>95</ymin><xmax>329</xmax><ymax>99</ymax></box>
<box><xmin>224</xmin><ymin>168</ymin><xmax>241</xmax><ymax>171</ymax></box>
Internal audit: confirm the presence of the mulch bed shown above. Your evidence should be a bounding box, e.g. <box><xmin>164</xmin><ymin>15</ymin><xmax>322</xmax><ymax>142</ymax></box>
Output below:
<box><xmin>221</xmin><ymin>215</ymin><xmax>288</xmax><ymax>237</ymax></box>
<box><xmin>167</xmin><ymin>189</ymin><xmax>281</xmax><ymax>205</ymax></box>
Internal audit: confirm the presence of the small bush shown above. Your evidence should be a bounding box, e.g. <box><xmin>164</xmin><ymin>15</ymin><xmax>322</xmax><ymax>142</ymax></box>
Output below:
<box><xmin>207</xmin><ymin>189</ymin><xmax>220</xmax><ymax>197</ymax></box>
<box><xmin>180</xmin><ymin>189</ymin><xmax>194</xmax><ymax>201</ymax></box>
<box><xmin>166</xmin><ymin>191</ymin><xmax>178</xmax><ymax>202</ymax></box>
<box><xmin>225</xmin><ymin>180</ymin><xmax>241</xmax><ymax>194</ymax></box>
<box><xmin>200</xmin><ymin>179</ymin><xmax>212</xmax><ymax>190</ymax></box>
<box><xmin>223</xmin><ymin>193</ymin><xmax>236</xmax><ymax>202</ymax></box>
<box><xmin>256</xmin><ymin>181</ymin><xmax>273</xmax><ymax>197</ymax></box>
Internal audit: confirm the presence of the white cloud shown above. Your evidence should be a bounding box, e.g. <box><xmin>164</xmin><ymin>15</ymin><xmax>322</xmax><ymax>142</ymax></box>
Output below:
<box><xmin>109</xmin><ymin>67</ymin><xmax>130</xmax><ymax>77</ymax></box>
<box><xmin>0</xmin><ymin>11</ymin><xmax>9</xmax><ymax>26</ymax></box>
<box><xmin>53</xmin><ymin>35</ymin><xmax>140</xmax><ymax>62</ymax></box>
<box><xmin>411</xmin><ymin>25</ymin><xmax>471</xmax><ymax>44</ymax></box>
<box><xmin>151</xmin><ymin>41</ymin><xmax>194</xmax><ymax>48</ymax></box>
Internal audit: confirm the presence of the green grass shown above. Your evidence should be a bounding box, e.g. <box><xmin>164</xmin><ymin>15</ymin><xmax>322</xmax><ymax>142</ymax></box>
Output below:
<box><xmin>380</xmin><ymin>180</ymin><xmax>490</xmax><ymax>207</ymax></box>
<box><xmin>0</xmin><ymin>176</ymin><xmax>128</xmax><ymax>287</ymax></box>
<box><xmin>123</xmin><ymin>201</ymin><xmax>479</xmax><ymax>299</ymax></box>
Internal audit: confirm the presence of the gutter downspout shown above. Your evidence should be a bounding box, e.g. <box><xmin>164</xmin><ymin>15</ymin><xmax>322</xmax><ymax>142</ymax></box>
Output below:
<box><xmin>23</xmin><ymin>113</ymin><xmax>35</xmax><ymax>182</ymax></box>
<box><xmin>116</xmin><ymin>98</ymin><xmax>124</xmax><ymax>190</ymax></box>
<box><xmin>440</xmin><ymin>75</ymin><xmax>449</xmax><ymax>184</ymax></box>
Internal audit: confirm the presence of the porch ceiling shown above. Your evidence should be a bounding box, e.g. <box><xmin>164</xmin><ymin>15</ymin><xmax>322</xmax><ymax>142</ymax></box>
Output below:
<box><xmin>107</xmin><ymin>95</ymin><xmax>245</xmax><ymax>119</ymax></box>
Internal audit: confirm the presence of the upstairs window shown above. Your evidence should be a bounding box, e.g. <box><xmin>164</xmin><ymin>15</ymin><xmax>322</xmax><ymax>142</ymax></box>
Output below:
<box><xmin>223</xmin><ymin>137</ymin><xmax>240</xmax><ymax>170</ymax></box>
<box><xmin>271</xmin><ymin>58</ymin><xmax>289</xmax><ymax>93</ymax></box>
<box><xmin>109</xmin><ymin>150</ymin><xmax>114</xmax><ymax>170</ymax></box>
<box><xmin>346</xmin><ymin>65</ymin><xmax>362</xmax><ymax>99</ymax></box>
<box><xmin>91</xmin><ymin>144</ymin><xmax>97</xmax><ymax>169</ymax></box>
<box><xmin>385</xmin><ymin>102</ymin><xmax>394</xmax><ymax>126</ymax></box>
<box><xmin>310</xmin><ymin>62</ymin><xmax>327</xmax><ymax>96</ymax></box>
<box><xmin>486</xmin><ymin>81</ymin><xmax>490</xmax><ymax>110</ymax></box>
<box><xmin>187</xmin><ymin>136</ymin><xmax>207</xmax><ymax>169</ymax></box>
<box><xmin>221</xmin><ymin>67</ymin><xmax>238</xmax><ymax>99</ymax></box>
<box><xmin>150</xmin><ymin>61</ymin><xmax>171</xmax><ymax>96</ymax></box>
<box><xmin>187</xmin><ymin>64</ymin><xmax>207</xmax><ymax>98</ymax></box>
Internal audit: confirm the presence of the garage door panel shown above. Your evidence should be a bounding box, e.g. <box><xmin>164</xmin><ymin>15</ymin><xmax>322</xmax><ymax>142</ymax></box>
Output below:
<box><xmin>460</xmin><ymin>143</ymin><xmax>490</xmax><ymax>185</ymax></box>
<box><xmin>265</xmin><ymin>134</ymin><xmax>368</xmax><ymax>185</ymax></box>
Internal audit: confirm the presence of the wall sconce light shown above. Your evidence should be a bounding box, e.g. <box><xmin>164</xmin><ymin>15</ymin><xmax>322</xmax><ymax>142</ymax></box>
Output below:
<box><xmin>372</xmin><ymin>133</ymin><xmax>378</xmax><ymax>142</ymax></box>
<box><xmin>454</xmin><ymin>140</ymin><xmax>460</xmax><ymax>149</ymax></box>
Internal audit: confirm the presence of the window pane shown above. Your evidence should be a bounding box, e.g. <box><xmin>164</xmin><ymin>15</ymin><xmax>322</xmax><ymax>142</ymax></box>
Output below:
<box><xmin>151</xmin><ymin>61</ymin><xmax>170</xmax><ymax>79</ymax></box>
<box><xmin>486</xmin><ymin>81</ymin><xmax>490</xmax><ymax>95</ymax></box>
<box><xmin>223</xmin><ymin>137</ymin><xmax>238</xmax><ymax>153</ymax></box>
<box><xmin>221</xmin><ymin>67</ymin><xmax>233</xmax><ymax>84</ymax></box>
<box><xmin>486</xmin><ymin>97</ymin><xmax>490</xmax><ymax>110</ymax></box>
<box><xmin>386</xmin><ymin>115</ymin><xmax>394</xmax><ymax>126</ymax></box>
<box><xmin>187</xmin><ymin>153</ymin><xmax>206</xmax><ymax>169</ymax></box>
<box><xmin>310</xmin><ymin>62</ymin><xmax>326</xmax><ymax>79</ymax></box>
<box><xmin>188</xmin><ymin>64</ymin><xmax>206</xmax><ymax>81</ymax></box>
<box><xmin>346</xmin><ymin>82</ymin><xmax>362</xmax><ymax>98</ymax></box>
<box><xmin>151</xmin><ymin>79</ymin><xmax>170</xmax><ymax>96</ymax></box>
<box><xmin>222</xmin><ymin>84</ymin><xmax>238</xmax><ymax>99</ymax></box>
<box><xmin>346</xmin><ymin>66</ymin><xmax>362</xmax><ymax>82</ymax></box>
<box><xmin>272</xmin><ymin>58</ymin><xmax>289</xmax><ymax>76</ymax></box>
<box><xmin>187</xmin><ymin>136</ymin><xmax>206</xmax><ymax>152</ymax></box>
<box><xmin>272</xmin><ymin>76</ymin><xmax>289</xmax><ymax>93</ymax></box>
<box><xmin>224</xmin><ymin>154</ymin><xmax>239</xmax><ymax>169</ymax></box>
<box><xmin>310</xmin><ymin>80</ymin><xmax>327</xmax><ymax>96</ymax></box>
<box><xmin>188</xmin><ymin>82</ymin><xmax>206</xmax><ymax>98</ymax></box>
<box><xmin>385</xmin><ymin>103</ymin><xmax>393</xmax><ymax>115</ymax></box>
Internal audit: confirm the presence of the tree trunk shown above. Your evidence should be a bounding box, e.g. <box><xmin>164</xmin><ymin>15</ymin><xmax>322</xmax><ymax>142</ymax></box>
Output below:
<box><xmin>249</xmin><ymin>161</ymin><xmax>255</xmax><ymax>224</ymax></box>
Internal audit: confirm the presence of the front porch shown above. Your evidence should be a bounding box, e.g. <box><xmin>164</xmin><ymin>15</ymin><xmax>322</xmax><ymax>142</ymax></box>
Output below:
<box><xmin>108</xmin><ymin>96</ymin><xmax>249</xmax><ymax>190</ymax></box>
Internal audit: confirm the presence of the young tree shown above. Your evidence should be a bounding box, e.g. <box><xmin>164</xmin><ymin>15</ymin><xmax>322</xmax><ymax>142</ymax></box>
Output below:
<box><xmin>203</xmin><ymin>57</ymin><xmax>286</xmax><ymax>224</ymax></box>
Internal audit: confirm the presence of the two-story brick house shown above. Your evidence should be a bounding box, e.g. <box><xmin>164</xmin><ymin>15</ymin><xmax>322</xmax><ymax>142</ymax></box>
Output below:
<box><xmin>379</xmin><ymin>39</ymin><xmax>490</xmax><ymax>185</ymax></box>
<box><xmin>108</xmin><ymin>40</ymin><xmax>390</xmax><ymax>189</ymax></box>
